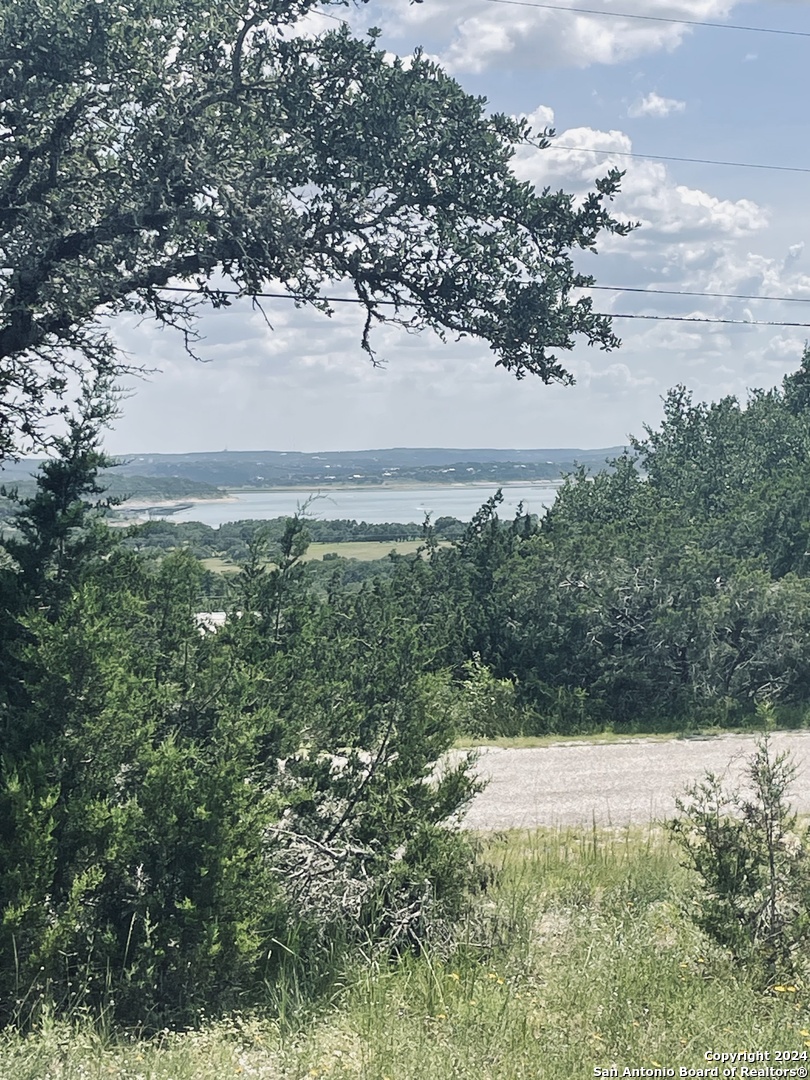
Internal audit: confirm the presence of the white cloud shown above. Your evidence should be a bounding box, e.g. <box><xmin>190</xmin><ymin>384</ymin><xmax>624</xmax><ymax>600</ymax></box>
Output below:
<box><xmin>501</xmin><ymin>109</ymin><xmax>810</xmax><ymax>424</ymax></box>
<box><xmin>627</xmin><ymin>91</ymin><xmax>686</xmax><ymax>119</ymax></box>
<box><xmin>525</xmin><ymin>103</ymin><xmax>555</xmax><ymax>134</ymax></box>
<box><xmin>371</xmin><ymin>0</ymin><xmax>742</xmax><ymax>73</ymax></box>
<box><xmin>567</xmin><ymin>359</ymin><xmax>657</xmax><ymax>395</ymax></box>
<box><xmin>511</xmin><ymin>113</ymin><xmax>766</xmax><ymax>245</ymax></box>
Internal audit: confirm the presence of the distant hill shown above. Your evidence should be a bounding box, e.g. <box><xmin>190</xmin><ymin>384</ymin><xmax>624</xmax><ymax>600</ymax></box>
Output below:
<box><xmin>0</xmin><ymin>447</ymin><xmax>627</xmax><ymax>494</ymax></box>
<box><xmin>108</xmin><ymin>446</ymin><xmax>627</xmax><ymax>488</ymax></box>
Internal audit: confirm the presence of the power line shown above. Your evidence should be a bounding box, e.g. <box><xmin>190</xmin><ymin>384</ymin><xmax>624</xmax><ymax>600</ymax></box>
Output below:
<box><xmin>608</xmin><ymin>313</ymin><xmax>810</xmax><ymax>328</ymax></box>
<box><xmin>278</xmin><ymin>0</ymin><xmax>810</xmax><ymax>40</ymax></box>
<box><xmin>484</xmin><ymin>0</ymin><xmax>810</xmax><ymax>39</ymax></box>
<box><xmin>589</xmin><ymin>285</ymin><xmax>810</xmax><ymax>305</ymax></box>
<box><xmin>542</xmin><ymin>142</ymin><xmax>810</xmax><ymax>175</ymax></box>
<box><xmin>155</xmin><ymin>286</ymin><xmax>810</xmax><ymax>328</ymax></box>
<box><xmin>303</xmin><ymin>8</ymin><xmax>346</xmax><ymax>24</ymax></box>
<box><xmin>159</xmin><ymin>284</ymin><xmax>810</xmax><ymax>308</ymax></box>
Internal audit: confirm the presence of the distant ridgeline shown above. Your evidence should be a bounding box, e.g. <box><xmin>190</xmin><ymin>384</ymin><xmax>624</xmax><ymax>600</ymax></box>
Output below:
<box><xmin>98</xmin><ymin>446</ymin><xmax>624</xmax><ymax>488</ymax></box>
<box><xmin>0</xmin><ymin>447</ymin><xmax>623</xmax><ymax>522</ymax></box>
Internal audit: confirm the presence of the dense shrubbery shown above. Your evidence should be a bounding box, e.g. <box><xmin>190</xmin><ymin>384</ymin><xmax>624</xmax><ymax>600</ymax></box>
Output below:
<box><xmin>404</xmin><ymin>354</ymin><xmax>810</xmax><ymax>736</ymax></box>
<box><xmin>0</xmin><ymin>410</ymin><xmax>478</xmax><ymax>1030</ymax></box>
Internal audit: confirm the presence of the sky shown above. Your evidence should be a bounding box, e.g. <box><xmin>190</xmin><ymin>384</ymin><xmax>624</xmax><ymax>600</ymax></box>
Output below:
<box><xmin>107</xmin><ymin>0</ymin><xmax>810</xmax><ymax>454</ymax></box>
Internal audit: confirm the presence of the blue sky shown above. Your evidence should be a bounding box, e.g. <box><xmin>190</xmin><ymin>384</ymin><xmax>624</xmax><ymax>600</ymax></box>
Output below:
<box><xmin>107</xmin><ymin>0</ymin><xmax>810</xmax><ymax>454</ymax></box>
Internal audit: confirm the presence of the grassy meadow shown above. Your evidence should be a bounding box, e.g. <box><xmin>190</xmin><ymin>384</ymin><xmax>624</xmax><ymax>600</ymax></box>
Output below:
<box><xmin>4</xmin><ymin>825</ymin><xmax>808</xmax><ymax>1080</ymax></box>
<box><xmin>200</xmin><ymin>540</ymin><xmax>438</xmax><ymax>575</ymax></box>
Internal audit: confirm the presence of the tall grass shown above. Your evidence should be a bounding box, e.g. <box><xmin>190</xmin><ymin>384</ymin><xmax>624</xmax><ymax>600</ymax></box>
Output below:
<box><xmin>3</xmin><ymin>826</ymin><xmax>809</xmax><ymax>1079</ymax></box>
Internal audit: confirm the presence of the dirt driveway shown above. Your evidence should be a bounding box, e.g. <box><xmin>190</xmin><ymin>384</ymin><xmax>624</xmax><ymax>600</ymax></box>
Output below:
<box><xmin>461</xmin><ymin>731</ymin><xmax>810</xmax><ymax>829</ymax></box>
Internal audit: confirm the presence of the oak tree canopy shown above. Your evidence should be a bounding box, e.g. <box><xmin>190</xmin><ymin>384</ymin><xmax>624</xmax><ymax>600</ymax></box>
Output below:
<box><xmin>0</xmin><ymin>0</ymin><xmax>632</xmax><ymax>458</ymax></box>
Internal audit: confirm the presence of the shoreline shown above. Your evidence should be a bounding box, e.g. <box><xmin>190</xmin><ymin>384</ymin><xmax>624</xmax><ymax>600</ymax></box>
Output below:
<box><xmin>222</xmin><ymin>478</ymin><xmax>567</xmax><ymax>495</ymax></box>
<box><xmin>116</xmin><ymin>494</ymin><xmax>238</xmax><ymax>510</ymax></box>
<box><xmin>118</xmin><ymin>479</ymin><xmax>565</xmax><ymax>509</ymax></box>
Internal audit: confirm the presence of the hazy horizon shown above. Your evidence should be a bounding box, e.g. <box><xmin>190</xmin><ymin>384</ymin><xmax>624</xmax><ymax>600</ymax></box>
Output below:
<box><xmin>117</xmin><ymin>443</ymin><xmax>627</xmax><ymax>455</ymax></box>
<box><xmin>5</xmin><ymin>443</ymin><xmax>628</xmax><ymax>464</ymax></box>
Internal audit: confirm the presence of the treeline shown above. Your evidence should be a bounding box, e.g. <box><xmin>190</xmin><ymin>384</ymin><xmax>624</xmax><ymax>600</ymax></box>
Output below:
<box><xmin>400</xmin><ymin>355</ymin><xmax>810</xmax><ymax>734</ymax></box>
<box><xmin>126</xmin><ymin>514</ymin><xmax>468</xmax><ymax>561</ymax></box>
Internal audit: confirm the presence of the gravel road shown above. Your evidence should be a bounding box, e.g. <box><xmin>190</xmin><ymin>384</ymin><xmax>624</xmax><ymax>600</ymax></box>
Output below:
<box><xmin>461</xmin><ymin>732</ymin><xmax>810</xmax><ymax>829</ymax></box>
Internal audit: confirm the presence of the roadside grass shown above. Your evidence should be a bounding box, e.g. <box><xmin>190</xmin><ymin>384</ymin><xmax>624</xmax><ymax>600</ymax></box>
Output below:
<box><xmin>3</xmin><ymin>827</ymin><xmax>809</xmax><ymax>1079</ymax></box>
<box><xmin>452</xmin><ymin>727</ymin><xmax>789</xmax><ymax>750</ymax></box>
<box><xmin>453</xmin><ymin>704</ymin><xmax>810</xmax><ymax>748</ymax></box>
<box><xmin>454</xmin><ymin>730</ymin><xmax>682</xmax><ymax>749</ymax></box>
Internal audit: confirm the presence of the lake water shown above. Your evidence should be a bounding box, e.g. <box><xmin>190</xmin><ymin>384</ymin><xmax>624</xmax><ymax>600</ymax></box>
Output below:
<box><xmin>170</xmin><ymin>483</ymin><xmax>561</xmax><ymax>526</ymax></box>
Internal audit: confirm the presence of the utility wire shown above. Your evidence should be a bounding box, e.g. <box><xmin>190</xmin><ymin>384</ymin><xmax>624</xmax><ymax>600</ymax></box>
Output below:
<box><xmin>608</xmin><ymin>313</ymin><xmax>810</xmax><ymax>327</ymax></box>
<box><xmin>540</xmin><ymin>141</ymin><xmax>810</xmax><ymax>175</ymax></box>
<box><xmin>589</xmin><ymin>285</ymin><xmax>810</xmax><ymax>304</ymax></box>
<box><xmin>304</xmin><ymin>8</ymin><xmax>346</xmax><ymax>23</ymax></box>
<box><xmin>155</xmin><ymin>286</ymin><xmax>810</xmax><ymax>328</ymax></box>
<box><xmin>158</xmin><ymin>284</ymin><xmax>810</xmax><ymax>307</ymax></box>
<box><xmin>484</xmin><ymin>0</ymin><xmax>810</xmax><ymax>39</ymax></box>
<box><xmin>311</xmin><ymin>0</ymin><xmax>810</xmax><ymax>40</ymax></box>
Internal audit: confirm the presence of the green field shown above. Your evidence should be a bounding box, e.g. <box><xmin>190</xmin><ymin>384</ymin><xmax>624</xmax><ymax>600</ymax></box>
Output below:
<box><xmin>201</xmin><ymin>540</ymin><xmax>434</xmax><ymax>575</ymax></box>
<box><xmin>303</xmin><ymin>540</ymin><xmax>429</xmax><ymax>561</ymax></box>
<box><xmin>5</xmin><ymin>826</ymin><xmax>808</xmax><ymax>1079</ymax></box>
